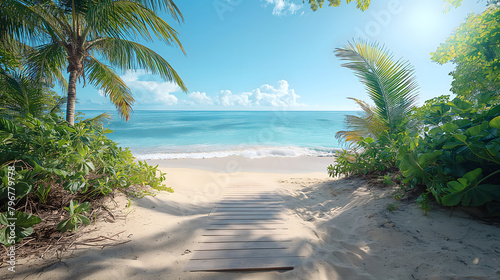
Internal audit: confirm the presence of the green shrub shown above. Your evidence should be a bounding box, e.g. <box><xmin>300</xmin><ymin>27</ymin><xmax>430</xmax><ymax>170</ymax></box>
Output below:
<box><xmin>328</xmin><ymin>133</ymin><xmax>396</xmax><ymax>177</ymax></box>
<box><xmin>396</xmin><ymin>96</ymin><xmax>500</xmax><ymax>215</ymax></box>
<box><xmin>57</xmin><ymin>200</ymin><xmax>91</xmax><ymax>233</ymax></box>
<box><xmin>0</xmin><ymin>113</ymin><xmax>170</xmax><ymax>243</ymax></box>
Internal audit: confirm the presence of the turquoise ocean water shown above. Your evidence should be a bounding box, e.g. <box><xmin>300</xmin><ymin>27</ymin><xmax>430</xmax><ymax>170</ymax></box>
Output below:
<box><xmin>80</xmin><ymin>110</ymin><xmax>353</xmax><ymax>160</ymax></box>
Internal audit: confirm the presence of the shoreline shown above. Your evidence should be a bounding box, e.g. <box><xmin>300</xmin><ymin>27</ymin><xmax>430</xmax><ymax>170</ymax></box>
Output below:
<box><xmin>145</xmin><ymin>155</ymin><xmax>336</xmax><ymax>174</ymax></box>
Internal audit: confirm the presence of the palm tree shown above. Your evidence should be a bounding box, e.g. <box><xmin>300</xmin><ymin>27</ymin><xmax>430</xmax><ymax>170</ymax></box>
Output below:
<box><xmin>335</xmin><ymin>41</ymin><xmax>419</xmax><ymax>139</ymax></box>
<box><xmin>4</xmin><ymin>0</ymin><xmax>187</xmax><ymax>125</ymax></box>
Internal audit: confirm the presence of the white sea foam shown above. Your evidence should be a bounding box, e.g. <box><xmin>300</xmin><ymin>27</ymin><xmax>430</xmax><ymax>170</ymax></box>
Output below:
<box><xmin>134</xmin><ymin>146</ymin><xmax>340</xmax><ymax>160</ymax></box>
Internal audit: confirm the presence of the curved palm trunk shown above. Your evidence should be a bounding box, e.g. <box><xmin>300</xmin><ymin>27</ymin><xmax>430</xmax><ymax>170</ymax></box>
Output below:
<box><xmin>66</xmin><ymin>70</ymin><xmax>78</xmax><ymax>126</ymax></box>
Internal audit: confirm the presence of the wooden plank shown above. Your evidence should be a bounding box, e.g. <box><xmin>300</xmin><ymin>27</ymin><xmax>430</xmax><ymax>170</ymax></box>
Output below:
<box><xmin>220</xmin><ymin>196</ymin><xmax>280</xmax><ymax>199</ymax></box>
<box><xmin>185</xmin><ymin>256</ymin><xmax>302</xmax><ymax>271</ymax></box>
<box><xmin>197</xmin><ymin>235</ymin><xmax>292</xmax><ymax>243</ymax></box>
<box><xmin>195</xmin><ymin>241</ymin><xmax>291</xmax><ymax>250</ymax></box>
<box><xmin>209</xmin><ymin>215</ymin><xmax>285</xmax><ymax>220</ymax></box>
<box><xmin>221</xmin><ymin>195</ymin><xmax>279</xmax><ymax>197</ymax></box>
<box><xmin>190</xmin><ymin>249</ymin><xmax>296</xmax><ymax>260</ymax></box>
<box><xmin>213</xmin><ymin>207</ymin><xmax>284</xmax><ymax>211</ymax></box>
<box><xmin>202</xmin><ymin>229</ymin><xmax>286</xmax><ymax>236</ymax></box>
<box><xmin>205</xmin><ymin>224</ymin><xmax>287</xmax><ymax>230</ymax></box>
<box><xmin>210</xmin><ymin>209</ymin><xmax>285</xmax><ymax>216</ymax></box>
<box><xmin>218</xmin><ymin>199</ymin><xmax>283</xmax><ymax>203</ymax></box>
<box><xmin>216</xmin><ymin>202</ymin><xmax>282</xmax><ymax>206</ymax></box>
<box><xmin>209</xmin><ymin>220</ymin><xmax>285</xmax><ymax>225</ymax></box>
<box><xmin>215</xmin><ymin>205</ymin><xmax>284</xmax><ymax>209</ymax></box>
<box><xmin>215</xmin><ymin>203</ymin><xmax>282</xmax><ymax>207</ymax></box>
<box><xmin>212</xmin><ymin>207</ymin><xmax>285</xmax><ymax>212</ymax></box>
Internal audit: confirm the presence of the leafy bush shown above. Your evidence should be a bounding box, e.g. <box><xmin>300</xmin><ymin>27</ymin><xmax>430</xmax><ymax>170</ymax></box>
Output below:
<box><xmin>396</xmin><ymin>96</ymin><xmax>500</xmax><ymax>215</ymax></box>
<box><xmin>57</xmin><ymin>200</ymin><xmax>91</xmax><ymax>233</ymax></box>
<box><xmin>328</xmin><ymin>134</ymin><xmax>395</xmax><ymax>177</ymax></box>
<box><xmin>331</xmin><ymin>94</ymin><xmax>500</xmax><ymax>216</ymax></box>
<box><xmin>0</xmin><ymin>211</ymin><xmax>41</xmax><ymax>246</ymax></box>
<box><xmin>0</xmin><ymin>113</ymin><xmax>170</xmax><ymax>244</ymax></box>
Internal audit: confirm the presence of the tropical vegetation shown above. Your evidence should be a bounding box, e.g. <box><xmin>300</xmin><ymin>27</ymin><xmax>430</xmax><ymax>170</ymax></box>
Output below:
<box><xmin>2</xmin><ymin>0</ymin><xmax>187</xmax><ymax>125</ymax></box>
<box><xmin>330</xmin><ymin>3</ymin><xmax>500</xmax><ymax>216</ymax></box>
<box><xmin>307</xmin><ymin>0</ymin><xmax>371</xmax><ymax>11</ymax></box>
<box><xmin>0</xmin><ymin>0</ymin><xmax>182</xmax><ymax>249</ymax></box>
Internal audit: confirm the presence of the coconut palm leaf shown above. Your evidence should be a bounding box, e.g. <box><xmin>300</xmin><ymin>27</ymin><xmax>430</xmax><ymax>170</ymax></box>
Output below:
<box><xmin>90</xmin><ymin>38</ymin><xmax>186</xmax><ymax>91</ymax></box>
<box><xmin>82</xmin><ymin>112</ymin><xmax>112</xmax><ymax>125</ymax></box>
<box><xmin>85</xmin><ymin>0</ymin><xmax>184</xmax><ymax>51</ymax></box>
<box><xmin>335</xmin><ymin>41</ymin><xmax>419</xmax><ymax>133</ymax></box>
<box><xmin>26</xmin><ymin>42</ymin><xmax>68</xmax><ymax>90</ymax></box>
<box><xmin>335</xmin><ymin>98</ymin><xmax>387</xmax><ymax>146</ymax></box>
<box><xmin>86</xmin><ymin>57</ymin><xmax>135</xmax><ymax>120</ymax></box>
<box><xmin>0</xmin><ymin>70</ymin><xmax>59</xmax><ymax>117</ymax></box>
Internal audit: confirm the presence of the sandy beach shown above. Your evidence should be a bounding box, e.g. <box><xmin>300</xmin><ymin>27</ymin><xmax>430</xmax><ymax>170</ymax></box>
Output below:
<box><xmin>6</xmin><ymin>156</ymin><xmax>500</xmax><ymax>280</ymax></box>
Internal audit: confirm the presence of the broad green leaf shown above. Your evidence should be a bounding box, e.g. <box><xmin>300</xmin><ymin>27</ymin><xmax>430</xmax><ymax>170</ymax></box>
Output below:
<box><xmin>364</xmin><ymin>137</ymin><xmax>374</xmax><ymax>144</ymax></box>
<box><xmin>429</xmin><ymin>127</ymin><xmax>442</xmax><ymax>136</ymax></box>
<box><xmin>443</xmin><ymin>141</ymin><xmax>465</xmax><ymax>149</ymax></box>
<box><xmin>452</xmin><ymin>134</ymin><xmax>467</xmax><ymax>142</ymax></box>
<box><xmin>447</xmin><ymin>180</ymin><xmax>466</xmax><ymax>193</ymax></box>
<box><xmin>76</xmin><ymin>145</ymin><xmax>86</xmax><ymax>157</ymax></box>
<box><xmin>442</xmin><ymin>193</ymin><xmax>464</xmax><ymax>206</ymax></box>
<box><xmin>0</xmin><ymin>227</ymin><xmax>11</xmax><ymax>246</ymax></box>
<box><xmin>75</xmin><ymin>202</ymin><xmax>90</xmax><ymax>214</ymax></box>
<box><xmin>490</xmin><ymin>116</ymin><xmax>500</xmax><ymax>129</ymax></box>
<box><xmin>452</xmin><ymin>119</ymin><xmax>471</xmax><ymax>128</ymax></box>
<box><xmin>451</xmin><ymin>98</ymin><xmax>471</xmax><ymax>111</ymax></box>
<box><xmin>0</xmin><ymin>212</ymin><xmax>41</xmax><ymax>228</ymax></box>
<box><xmin>79</xmin><ymin>215</ymin><xmax>91</xmax><ymax>225</ymax></box>
<box><xmin>457</xmin><ymin>178</ymin><xmax>469</xmax><ymax>187</ymax></box>
<box><xmin>465</xmin><ymin>124</ymin><xmax>483</xmax><ymax>137</ymax></box>
<box><xmin>443</xmin><ymin>184</ymin><xmax>500</xmax><ymax>207</ymax></box>
<box><xmin>441</xmin><ymin>123</ymin><xmax>458</xmax><ymax>133</ymax></box>
<box><xmin>69</xmin><ymin>200</ymin><xmax>75</xmax><ymax>216</ymax></box>
<box><xmin>56</xmin><ymin>219</ymin><xmax>73</xmax><ymax>232</ymax></box>
<box><xmin>463</xmin><ymin>168</ymin><xmax>482</xmax><ymax>182</ymax></box>
<box><xmin>417</xmin><ymin>151</ymin><xmax>442</xmax><ymax>168</ymax></box>
<box><xmin>486</xmin><ymin>140</ymin><xmax>500</xmax><ymax>156</ymax></box>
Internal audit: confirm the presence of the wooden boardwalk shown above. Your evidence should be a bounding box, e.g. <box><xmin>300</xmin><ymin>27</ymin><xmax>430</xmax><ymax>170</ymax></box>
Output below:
<box><xmin>185</xmin><ymin>191</ymin><xmax>303</xmax><ymax>272</ymax></box>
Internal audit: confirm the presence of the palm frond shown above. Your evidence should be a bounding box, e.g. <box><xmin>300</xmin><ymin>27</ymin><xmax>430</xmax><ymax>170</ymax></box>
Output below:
<box><xmin>26</xmin><ymin>42</ymin><xmax>68</xmax><ymax>90</ymax></box>
<box><xmin>85</xmin><ymin>0</ymin><xmax>184</xmax><ymax>52</ymax></box>
<box><xmin>81</xmin><ymin>112</ymin><xmax>112</xmax><ymax>125</ymax></box>
<box><xmin>0</xmin><ymin>70</ymin><xmax>56</xmax><ymax>117</ymax></box>
<box><xmin>86</xmin><ymin>57</ymin><xmax>135</xmax><ymax>120</ymax></box>
<box><xmin>137</xmin><ymin>0</ymin><xmax>184</xmax><ymax>22</ymax></box>
<box><xmin>335</xmin><ymin>40</ymin><xmax>419</xmax><ymax>133</ymax></box>
<box><xmin>335</xmin><ymin>98</ymin><xmax>387</xmax><ymax>146</ymax></box>
<box><xmin>0</xmin><ymin>0</ymin><xmax>42</xmax><ymax>42</ymax></box>
<box><xmin>49</xmin><ymin>95</ymin><xmax>68</xmax><ymax>114</ymax></box>
<box><xmin>90</xmin><ymin>38</ymin><xmax>187</xmax><ymax>92</ymax></box>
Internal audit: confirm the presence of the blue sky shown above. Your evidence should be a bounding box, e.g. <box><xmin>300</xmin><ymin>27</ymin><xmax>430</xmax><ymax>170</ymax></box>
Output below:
<box><xmin>78</xmin><ymin>0</ymin><xmax>487</xmax><ymax>112</ymax></box>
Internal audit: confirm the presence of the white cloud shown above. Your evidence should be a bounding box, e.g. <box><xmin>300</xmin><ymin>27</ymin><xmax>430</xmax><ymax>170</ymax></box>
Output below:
<box><xmin>250</xmin><ymin>80</ymin><xmax>300</xmax><ymax>107</ymax></box>
<box><xmin>196</xmin><ymin>80</ymin><xmax>302</xmax><ymax>107</ymax></box>
<box><xmin>262</xmin><ymin>0</ymin><xmax>302</xmax><ymax>16</ymax></box>
<box><xmin>217</xmin><ymin>90</ymin><xmax>252</xmax><ymax>106</ymax></box>
<box><xmin>186</xmin><ymin>91</ymin><xmax>214</xmax><ymax>106</ymax></box>
<box><xmin>121</xmin><ymin>71</ymin><xmax>180</xmax><ymax>105</ymax></box>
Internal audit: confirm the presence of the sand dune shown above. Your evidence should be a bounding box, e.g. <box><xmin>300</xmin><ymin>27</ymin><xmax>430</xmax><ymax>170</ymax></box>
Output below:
<box><xmin>8</xmin><ymin>157</ymin><xmax>500</xmax><ymax>280</ymax></box>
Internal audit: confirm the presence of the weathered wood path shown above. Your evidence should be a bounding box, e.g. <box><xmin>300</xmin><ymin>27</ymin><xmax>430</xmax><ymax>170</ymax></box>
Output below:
<box><xmin>185</xmin><ymin>189</ymin><xmax>303</xmax><ymax>271</ymax></box>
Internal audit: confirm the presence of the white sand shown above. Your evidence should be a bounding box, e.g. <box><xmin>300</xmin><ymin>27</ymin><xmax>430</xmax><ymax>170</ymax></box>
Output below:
<box><xmin>7</xmin><ymin>156</ymin><xmax>500</xmax><ymax>280</ymax></box>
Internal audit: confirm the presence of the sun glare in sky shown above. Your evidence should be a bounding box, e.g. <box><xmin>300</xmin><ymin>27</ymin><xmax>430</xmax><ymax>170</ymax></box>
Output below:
<box><xmin>407</xmin><ymin>4</ymin><xmax>442</xmax><ymax>38</ymax></box>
